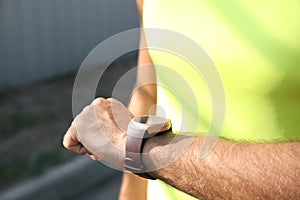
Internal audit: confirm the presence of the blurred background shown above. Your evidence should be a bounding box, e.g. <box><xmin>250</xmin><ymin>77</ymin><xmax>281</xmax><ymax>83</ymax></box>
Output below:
<box><xmin>0</xmin><ymin>0</ymin><xmax>139</xmax><ymax>199</ymax></box>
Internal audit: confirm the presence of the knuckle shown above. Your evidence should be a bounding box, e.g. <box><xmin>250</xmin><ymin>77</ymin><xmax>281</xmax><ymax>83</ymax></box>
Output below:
<box><xmin>82</xmin><ymin>105</ymin><xmax>91</xmax><ymax>113</ymax></box>
<box><xmin>62</xmin><ymin>134</ymin><xmax>70</xmax><ymax>148</ymax></box>
<box><xmin>92</xmin><ymin>97</ymin><xmax>106</xmax><ymax>106</ymax></box>
<box><xmin>106</xmin><ymin>98</ymin><xmax>113</xmax><ymax>102</ymax></box>
<box><xmin>63</xmin><ymin>124</ymin><xmax>77</xmax><ymax>148</ymax></box>
<box><xmin>107</xmin><ymin>98</ymin><xmax>121</xmax><ymax>108</ymax></box>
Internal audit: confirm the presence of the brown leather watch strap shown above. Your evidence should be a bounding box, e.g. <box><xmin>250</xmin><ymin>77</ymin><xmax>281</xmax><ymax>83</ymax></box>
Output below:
<box><xmin>124</xmin><ymin>123</ymin><xmax>155</xmax><ymax>179</ymax></box>
<box><xmin>124</xmin><ymin>130</ymin><xmax>146</xmax><ymax>171</ymax></box>
<box><xmin>124</xmin><ymin>116</ymin><xmax>171</xmax><ymax>179</ymax></box>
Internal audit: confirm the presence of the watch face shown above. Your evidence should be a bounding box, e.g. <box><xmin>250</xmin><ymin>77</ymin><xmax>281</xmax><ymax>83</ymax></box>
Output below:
<box><xmin>132</xmin><ymin>116</ymin><xmax>171</xmax><ymax>134</ymax></box>
<box><xmin>133</xmin><ymin>115</ymin><xmax>165</xmax><ymax>125</ymax></box>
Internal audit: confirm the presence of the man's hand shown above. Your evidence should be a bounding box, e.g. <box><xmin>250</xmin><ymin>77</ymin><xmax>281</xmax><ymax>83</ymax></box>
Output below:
<box><xmin>63</xmin><ymin>98</ymin><xmax>132</xmax><ymax>169</ymax></box>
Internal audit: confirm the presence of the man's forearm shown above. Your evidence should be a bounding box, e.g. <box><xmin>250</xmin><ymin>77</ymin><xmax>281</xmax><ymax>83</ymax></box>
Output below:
<box><xmin>143</xmin><ymin>133</ymin><xmax>300</xmax><ymax>199</ymax></box>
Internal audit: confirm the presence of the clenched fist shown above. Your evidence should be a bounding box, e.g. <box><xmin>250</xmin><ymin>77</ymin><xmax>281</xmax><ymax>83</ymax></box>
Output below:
<box><xmin>63</xmin><ymin>98</ymin><xmax>132</xmax><ymax>169</ymax></box>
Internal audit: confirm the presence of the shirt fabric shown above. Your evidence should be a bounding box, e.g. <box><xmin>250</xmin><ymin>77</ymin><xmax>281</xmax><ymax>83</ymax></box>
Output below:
<box><xmin>142</xmin><ymin>0</ymin><xmax>300</xmax><ymax>199</ymax></box>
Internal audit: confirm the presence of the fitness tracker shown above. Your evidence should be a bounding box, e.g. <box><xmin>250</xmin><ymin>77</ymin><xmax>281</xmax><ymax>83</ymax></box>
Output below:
<box><xmin>124</xmin><ymin>115</ymin><xmax>172</xmax><ymax>179</ymax></box>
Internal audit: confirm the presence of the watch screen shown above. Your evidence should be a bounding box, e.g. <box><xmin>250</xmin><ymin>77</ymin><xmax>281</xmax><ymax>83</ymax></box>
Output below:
<box><xmin>133</xmin><ymin>116</ymin><xmax>166</xmax><ymax>125</ymax></box>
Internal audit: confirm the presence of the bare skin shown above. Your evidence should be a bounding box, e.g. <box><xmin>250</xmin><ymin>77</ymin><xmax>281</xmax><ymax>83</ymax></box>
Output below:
<box><xmin>119</xmin><ymin>29</ymin><xmax>156</xmax><ymax>200</ymax></box>
<box><xmin>63</xmin><ymin>0</ymin><xmax>300</xmax><ymax>199</ymax></box>
<box><xmin>119</xmin><ymin>1</ymin><xmax>154</xmax><ymax>199</ymax></box>
<box><xmin>144</xmin><ymin>134</ymin><xmax>300</xmax><ymax>199</ymax></box>
<box><xmin>63</xmin><ymin>96</ymin><xmax>300</xmax><ymax>199</ymax></box>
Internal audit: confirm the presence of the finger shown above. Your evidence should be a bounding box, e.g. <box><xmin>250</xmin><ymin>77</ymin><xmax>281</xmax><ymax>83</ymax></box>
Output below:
<box><xmin>106</xmin><ymin>98</ymin><xmax>123</xmax><ymax>106</ymax></box>
<box><xmin>63</xmin><ymin>123</ymin><xmax>78</xmax><ymax>147</ymax></box>
<box><xmin>87</xmin><ymin>154</ymin><xmax>100</xmax><ymax>161</ymax></box>
<box><xmin>63</xmin><ymin>123</ymin><xmax>89</xmax><ymax>155</ymax></box>
<box><xmin>92</xmin><ymin>97</ymin><xmax>107</xmax><ymax>106</ymax></box>
<box><xmin>86</xmin><ymin>151</ymin><xmax>100</xmax><ymax>159</ymax></box>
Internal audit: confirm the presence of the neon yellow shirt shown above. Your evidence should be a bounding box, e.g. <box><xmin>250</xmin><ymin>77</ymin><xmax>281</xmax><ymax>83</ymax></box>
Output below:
<box><xmin>143</xmin><ymin>0</ymin><xmax>300</xmax><ymax>199</ymax></box>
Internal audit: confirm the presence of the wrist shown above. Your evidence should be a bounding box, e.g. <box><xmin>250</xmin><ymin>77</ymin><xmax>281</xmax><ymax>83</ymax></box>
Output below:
<box><xmin>142</xmin><ymin>132</ymin><xmax>199</xmax><ymax>179</ymax></box>
<box><xmin>141</xmin><ymin>131</ymin><xmax>175</xmax><ymax>177</ymax></box>
<box><xmin>124</xmin><ymin>116</ymin><xmax>172</xmax><ymax>179</ymax></box>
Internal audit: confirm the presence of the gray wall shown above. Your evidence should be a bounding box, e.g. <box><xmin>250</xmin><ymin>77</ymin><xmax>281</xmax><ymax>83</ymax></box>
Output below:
<box><xmin>0</xmin><ymin>0</ymin><xmax>139</xmax><ymax>90</ymax></box>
